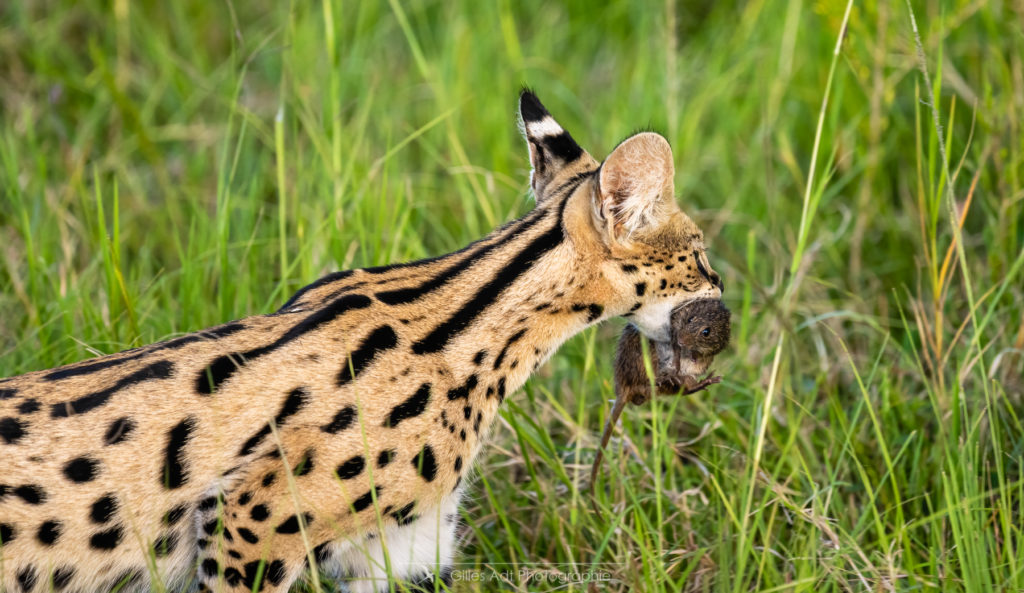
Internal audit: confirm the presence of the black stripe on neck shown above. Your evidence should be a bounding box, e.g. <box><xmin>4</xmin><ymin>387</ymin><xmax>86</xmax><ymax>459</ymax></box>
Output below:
<box><xmin>412</xmin><ymin>197</ymin><xmax>570</xmax><ymax>355</ymax></box>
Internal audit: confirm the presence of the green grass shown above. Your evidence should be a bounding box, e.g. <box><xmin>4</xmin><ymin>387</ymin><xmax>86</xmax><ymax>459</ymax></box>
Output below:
<box><xmin>2</xmin><ymin>0</ymin><xmax>1023</xmax><ymax>591</ymax></box>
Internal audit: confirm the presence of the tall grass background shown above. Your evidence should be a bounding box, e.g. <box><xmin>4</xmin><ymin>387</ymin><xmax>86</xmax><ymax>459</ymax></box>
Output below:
<box><xmin>1</xmin><ymin>0</ymin><xmax>1023</xmax><ymax>591</ymax></box>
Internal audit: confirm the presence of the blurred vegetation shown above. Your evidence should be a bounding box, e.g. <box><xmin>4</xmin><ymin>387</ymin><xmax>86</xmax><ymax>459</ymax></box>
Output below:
<box><xmin>1</xmin><ymin>0</ymin><xmax>1022</xmax><ymax>591</ymax></box>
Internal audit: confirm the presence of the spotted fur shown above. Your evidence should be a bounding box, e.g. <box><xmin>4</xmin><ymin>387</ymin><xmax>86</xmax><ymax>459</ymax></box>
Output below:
<box><xmin>0</xmin><ymin>91</ymin><xmax>722</xmax><ymax>593</ymax></box>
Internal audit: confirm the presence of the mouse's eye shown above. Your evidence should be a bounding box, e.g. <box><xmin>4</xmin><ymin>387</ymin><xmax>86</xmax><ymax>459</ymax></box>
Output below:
<box><xmin>701</xmin><ymin>327</ymin><xmax>710</xmax><ymax>337</ymax></box>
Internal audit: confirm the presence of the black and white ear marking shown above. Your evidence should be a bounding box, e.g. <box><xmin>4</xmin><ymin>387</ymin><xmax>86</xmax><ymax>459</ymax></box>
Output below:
<box><xmin>519</xmin><ymin>90</ymin><xmax>584</xmax><ymax>198</ymax></box>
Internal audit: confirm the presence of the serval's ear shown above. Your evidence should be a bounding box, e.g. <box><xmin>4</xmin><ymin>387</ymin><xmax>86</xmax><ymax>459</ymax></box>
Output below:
<box><xmin>519</xmin><ymin>90</ymin><xmax>587</xmax><ymax>200</ymax></box>
<box><xmin>596</xmin><ymin>132</ymin><xmax>677</xmax><ymax>241</ymax></box>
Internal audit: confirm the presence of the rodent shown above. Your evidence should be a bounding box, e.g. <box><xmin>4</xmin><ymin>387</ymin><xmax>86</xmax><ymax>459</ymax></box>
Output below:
<box><xmin>613</xmin><ymin>298</ymin><xmax>731</xmax><ymax>405</ymax></box>
<box><xmin>591</xmin><ymin>298</ymin><xmax>731</xmax><ymax>503</ymax></box>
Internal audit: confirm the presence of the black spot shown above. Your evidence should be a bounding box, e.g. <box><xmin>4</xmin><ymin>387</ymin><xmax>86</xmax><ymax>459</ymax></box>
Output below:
<box><xmin>621</xmin><ymin>263</ymin><xmax>639</xmax><ymax>273</ymax></box>
<box><xmin>238</xmin><ymin>425</ymin><xmax>271</xmax><ymax>456</ymax></box>
<box><xmin>103</xmin><ymin>417</ymin><xmax>136</xmax><ymax>445</ymax></box>
<box><xmin>635</xmin><ymin>282</ymin><xmax>647</xmax><ymax>296</ymax></box>
<box><xmin>413</xmin><ymin>445</ymin><xmax>437</xmax><ymax>482</ymax></box>
<box><xmin>586</xmin><ymin>304</ymin><xmax>604</xmax><ymax>322</ymax></box>
<box><xmin>0</xmin><ymin>523</ymin><xmax>15</xmax><ymax>545</ymax></box>
<box><xmin>276</xmin><ymin>387</ymin><xmax>309</xmax><ymax>423</ymax></box>
<box><xmin>1</xmin><ymin>416</ymin><xmax>27</xmax><ymax>444</ymax></box>
<box><xmin>161</xmin><ymin>417</ymin><xmax>195</xmax><ymax>489</ymax></box>
<box><xmin>412</xmin><ymin>200</ymin><xmax>569</xmax><ymax>354</ymax></box>
<box><xmin>238</xmin><ymin>491</ymin><xmax>253</xmax><ymax>506</ymax></box>
<box><xmin>276</xmin><ymin>270</ymin><xmax>354</xmax><ymax>311</ymax></box>
<box><xmin>266</xmin><ymin>560</ymin><xmax>286</xmax><ymax>585</ymax></box>
<box><xmin>390</xmin><ymin>502</ymin><xmax>417</xmax><ymax>526</ymax></box>
<box><xmin>678</xmin><ymin>255</ymin><xmax>687</xmax><ymax>262</ymax></box>
<box><xmin>446</xmin><ymin>374</ymin><xmax>479</xmax><ymax>401</ymax></box>
<box><xmin>493</xmin><ymin>329</ymin><xmax>526</xmax><ymax>370</ymax></box>
<box><xmin>198</xmin><ymin>495</ymin><xmax>221</xmax><ymax>511</ymax></box>
<box><xmin>223</xmin><ymin>567</ymin><xmax>243</xmax><ymax>587</ymax></box>
<box><xmin>262</xmin><ymin>472</ymin><xmax>276</xmax><ymax>487</ymax></box>
<box><xmin>202</xmin><ymin>558</ymin><xmax>220</xmax><ymax>577</ymax></box>
<box><xmin>459</xmin><ymin>429</ymin><xmax>466</xmax><ymax>441</ymax></box>
<box><xmin>463</xmin><ymin>406</ymin><xmax>472</xmax><ymax>420</ymax></box>
<box><xmin>238</xmin><ymin>386</ymin><xmax>306</xmax><ymax>456</ymax></box>
<box><xmin>0</xmin><ymin>524</ymin><xmax>13</xmax><ymax>548</ymax></box>
<box><xmin>50</xmin><ymin>360</ymin><xmax>175</xmax><ymax>417</ymax></box>
<box><xmin>237</xmin><ymin>527</ymin><xmax>259</xmax><ymax>544</ymax></box>
<box><xmin>90</xmin><ymin>494</ymin><xmax>117</xmax><ymax>523</ymax></box>
<box><xmin>250</xmin><ymin>504</ymin><xmax>269</xmax><ymax>522</ymax></box>
<box><xmin>15</xmin><ymin>484</ymin><xmax>46</xmax><ymax>504</ymax></box>
<box><xmin>17</xmin><ymin>565</ymin><xmax>37</xmax><ymax>592</ymax></box>
<box><xmin>228</xmin><ymin>549</ymin><xmax>242</xmax><ymax>560</ymax></box>
<box><xmin>629</xmin><ymin>302</ymin><xmax>642</xmax><ymax>312</ymax></box>
<box><xmin>163</xmin><ymin>504</ymin><xmax>188</xmax><ymax>525</ymax></box>
<box><xmin>377</xmin><ymin>449</ymin><xmax>396</xmax><ymax>467</ymax></box>
<box><xmin>454</xmin><ymin>457</ymin><xmax>463</xmax><ymax>472</ymax></box>
<box><xmin>314</xmin><ymin>542</ymin><xmax>333</xmax><ymax>563</ymax></box>
<box><xmin>195</xmin><ymin>353</ymin><xmax>244</xmax><ymax>395</ymax></box>
<box><xmin>293</xmin><ymin>449</ymin><xmax>315</xmax><ymax>476</ymax></box>
<box><xmin>321</xmin><ymin>405</ymin><xmax>356</xmax><ymax>434</ymax></box>
<box><xmin>335</xmin><ymin>455</ymin><xmax>365</xmax><ymax>480</ymax></box>
<box><xmin>384</xmin><ymin>383</ymin><xmax>431</xmax><ymax>427</ymax></box>
<box><xmin>203</xmin><ymin>518</ymin><xmax>221</xmax><ymax>536</ymax></box>
<box><xmin>275</xmin><ymin>513</ymin><xmax>312</xmax><ymax>534</ymax></box>
<box><xmin>17</xmin><ymin>398</ymin><xmax>40</xmax><ymax>414</ymax></box>
<box><xmin>659</xmin><ymin>278</ymin><xmax>667</xmax><ymax>290</ymax></box>
<box><xmin>63</xmin><ymin>456</ymin><xmax>99</xmax><ymax>482</ymax></box>
<box><xmin>0</xmin><ymin>388</ymin><xmax>16</xmax><ymax>400</ymax></box>
<box><xmin>472</xmin><ymin>350</ymin><xmax>487</xmax><ymax>365</ymax></box>
<box><xmin>497</xmin><ymin>377</ymin><xmax>507</xmax><ymax>402</ymax></box>
<box><xmin>89</xmin><ymin>525</ymin><xmax>123</xmax><ymax>550</ymax></box>
<box><xmin>337</xmin><ymin>325</ymin><xmax>399</xmax><ymax>385</ymax></box>
<box><xmin>37</xmin><ymin>520</ymin><xmax>61</xmax><ymax>545</ymax></box>
<box><xmin>153</xmin><ymin>532</ymin><xmax>177</xmax><ymax>557</ymax></box>
<box><xmin>52</xmin><ymin>567</ymin><xmax>75</xmax><ymax>590</ymax></box>
<box><xmin>351</xmin><ymin>486</ymin><xmax>381</xmax><ymax>513</ymax></box>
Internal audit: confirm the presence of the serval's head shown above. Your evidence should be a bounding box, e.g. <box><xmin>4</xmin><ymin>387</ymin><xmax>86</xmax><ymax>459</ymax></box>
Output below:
<box><xmin>518</xmin><ymin>90</ymin><xmax>723</xmax><ymax>346</ymax></box>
